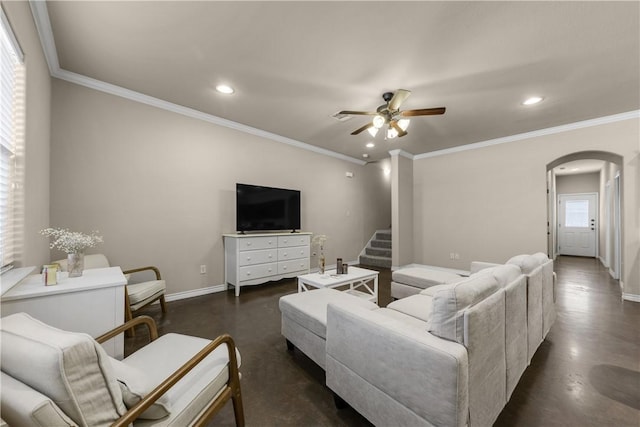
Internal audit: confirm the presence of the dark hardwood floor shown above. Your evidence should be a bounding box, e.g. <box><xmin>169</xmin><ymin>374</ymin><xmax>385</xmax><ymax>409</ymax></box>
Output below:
<box><xmin>126</xmin><ymin>256</ymin><xmax>640</xmax><ymax>426</ymax></box>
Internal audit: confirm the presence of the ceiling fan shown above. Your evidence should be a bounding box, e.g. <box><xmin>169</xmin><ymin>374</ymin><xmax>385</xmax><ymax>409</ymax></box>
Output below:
<box><xmin>339</xmin><ymin>89</ymin><xmax>445</xmax><ymax>139</ymax></box>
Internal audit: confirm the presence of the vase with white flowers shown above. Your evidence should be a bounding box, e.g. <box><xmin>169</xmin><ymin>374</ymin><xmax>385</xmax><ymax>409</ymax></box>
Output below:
<box><xmin>312</xmin><ymin>234</ymin><xmax>328</xmax><ymax>274</ymax></box>
<box><xmin>40</xmin><ymin>228</ymin><xmax>103</xmax><ymax>277</ymax></box>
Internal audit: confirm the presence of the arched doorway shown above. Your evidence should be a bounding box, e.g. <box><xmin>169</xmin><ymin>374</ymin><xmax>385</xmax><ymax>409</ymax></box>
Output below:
<box><xmin>546</xmin><ymin>151</ymin><xmax>623</xmax><ymax>279</ymax></box>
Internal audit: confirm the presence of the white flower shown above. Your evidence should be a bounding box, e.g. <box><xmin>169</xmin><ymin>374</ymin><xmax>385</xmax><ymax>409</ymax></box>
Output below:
<box><xmin>312</xmin><ymin>234</ymin><xmax>328</xmax><ymax>251</ymax></box>
<box><xmin>40</xmin><ymin>228</ymin><xmax>103</xmax><ymax>254</ymax></box>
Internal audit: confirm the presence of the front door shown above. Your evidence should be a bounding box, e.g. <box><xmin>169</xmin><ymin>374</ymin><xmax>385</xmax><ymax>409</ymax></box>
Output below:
<box><xmin>558</xmin><ymin>193</ymin><xmax>598</xmax><ymax>257</ymax></box>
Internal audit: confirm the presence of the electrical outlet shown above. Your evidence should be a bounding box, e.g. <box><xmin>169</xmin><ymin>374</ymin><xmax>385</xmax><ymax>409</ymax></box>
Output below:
<box><xmin>200</xmin><ymin>265</ymin><xmax>206</xmax><ymax>274</ymax></box>
<box><xmin>450</xmin><ymin>252</ymin><xmax>455</xmax><ymax>260</ymax></box>
<box><xmin>454</xmin><ymin>253</ymin><xmax>460</xmax><ymax>260</ymax></box>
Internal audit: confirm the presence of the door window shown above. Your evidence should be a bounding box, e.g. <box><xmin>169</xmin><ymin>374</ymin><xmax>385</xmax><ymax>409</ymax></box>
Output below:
<box><xmin>565</xmin><ymin>200</ymin><xmax>589</xmax><ymax>227</ymax></box>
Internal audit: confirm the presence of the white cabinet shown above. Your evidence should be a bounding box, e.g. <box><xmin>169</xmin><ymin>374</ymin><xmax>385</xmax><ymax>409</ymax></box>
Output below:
<box><xmin>1</xmin><ymin>267</ymin><xmax>127</xmax><ymax>358</ymax></box>
<box><xmin>224</xmin><ymin>232</ymin><xmax>311</xmax><ymax>296</ymax></box>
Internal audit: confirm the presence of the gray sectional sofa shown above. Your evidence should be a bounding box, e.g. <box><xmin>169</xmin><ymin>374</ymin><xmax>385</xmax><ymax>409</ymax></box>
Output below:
<box><xmin>279</xmin><ymin>253</ymin><xmax>555</xmax><ymax>427</ymax></box>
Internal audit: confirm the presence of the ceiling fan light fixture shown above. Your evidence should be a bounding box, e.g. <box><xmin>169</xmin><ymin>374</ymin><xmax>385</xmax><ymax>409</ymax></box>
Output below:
<box><xmin>367</xmin><ymin>127</ymin><xmax>378</xmax><ymax>137</ymax></box>
<box><xmin>387</xmin><ymin>127</ymin><xmax>398</xmax><ymax>139</ymax></box>
<box><xmin>398</xmin><ymin>119</ymin><xmax>410</xmax><ymax>131</ymax></box>
<box><xmin>372</xmin><ymin>115</ymin><xmax>385</xmax><ymax>129</ymax></box>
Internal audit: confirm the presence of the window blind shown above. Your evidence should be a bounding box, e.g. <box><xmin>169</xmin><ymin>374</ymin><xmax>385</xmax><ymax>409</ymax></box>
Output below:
<box><xmin>1</xmin><ymin>8</ymin><xmax>25</xmax><ymax>272</ymax></box>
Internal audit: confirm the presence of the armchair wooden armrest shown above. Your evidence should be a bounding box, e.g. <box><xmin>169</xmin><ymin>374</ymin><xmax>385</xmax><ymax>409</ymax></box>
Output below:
<box><xmin>95</xmin><ymin>315</ymin><xmax>159</xmax><ymax>344</ymax></box>
<box><xmin>112</xmin><ymin>333</ymin><xmax>243</xmax><ymax>427</ymax></box>
<box><xmin>122</xmin><ymin>266</ymin><xmax>161</xmax><ymax>280</ymax></box>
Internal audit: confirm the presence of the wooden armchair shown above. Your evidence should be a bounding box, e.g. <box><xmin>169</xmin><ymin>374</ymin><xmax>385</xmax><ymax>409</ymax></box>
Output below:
<box><xmin>0</xmin><ymin>313</ymin><xmax>244</xmax><ymax>426</ymax></box>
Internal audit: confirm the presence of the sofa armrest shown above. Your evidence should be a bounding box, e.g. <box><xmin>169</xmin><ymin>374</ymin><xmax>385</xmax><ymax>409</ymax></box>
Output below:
<box><xmin>326</xmin><ymin>303</ymin><xmax>469</xmax><ymax>427</ymax></box>
<box><xmin>469</xmin><ymin>261</ymin><xmax>501</xmax><ymax>274</ymax></box>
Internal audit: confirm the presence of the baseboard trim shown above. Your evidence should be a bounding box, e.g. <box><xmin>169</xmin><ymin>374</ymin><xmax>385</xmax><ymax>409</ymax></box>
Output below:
<box><xmin>622</xmin><ymin>291</ymin><xmax>640</xmax><ymax>303</ymax></box>
<box><xmin>165</xmin><ymin>284</ymin><xmax>227</xmax><ymax>302</ymax></box>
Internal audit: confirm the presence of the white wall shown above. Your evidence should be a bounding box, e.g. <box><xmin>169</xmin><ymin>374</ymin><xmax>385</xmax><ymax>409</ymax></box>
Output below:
<box><xmin>411</xmin><ymin>118</ymin><xmax>639</xmax><ymax>297</ymax></box>
<box><xmin>49</xmin><ymin>79</ymin><xmax>391</xmax><ymax>295</ymax></box>
<box><xmin>2</xmin><ymin>1</ymin><xmax>51</xmax><ymax>268</ymax></box>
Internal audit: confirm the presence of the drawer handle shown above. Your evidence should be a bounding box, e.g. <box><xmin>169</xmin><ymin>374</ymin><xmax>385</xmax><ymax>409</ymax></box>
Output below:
<box><xmin>283</xmin><ymin>252</ymin><xmax>288</xmax><ymax>257</ymax></box>
<box><xmin>268</xmin><ymin>254</ymin><xmax>272</xmax><ymax>258</ymax></box>
<box><xmin>247</xmin><ymin>257</ymin><xmax>251</xmax><ymax>261</ymax></box>
<box><xmin>283</xmin><ymin>266</ymin><xmax>287</xmax><ymax>270</ymax></box>
<box><xmin>247</xmin><ymin>242</ymin><xmax>252</xmax><ymax>246</ymax></box>
<box><xmin>246</xmin><ymin>271</ymin><xmax>251</xmax><ymax>276</ymax></box>
<box><xmin>268</xmin><ymin>268</ymin><xmax>273</xmax><ymax>272</ymax></box>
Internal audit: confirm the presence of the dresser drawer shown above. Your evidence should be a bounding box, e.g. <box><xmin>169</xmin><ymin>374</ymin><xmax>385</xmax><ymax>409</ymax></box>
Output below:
<box><xmin>238</xmin><ymin>236</ymin><xmax>278</xmax><ymax>251</ymax></box>
<box><xmin>278</xmin><ymin>234</ymin><xmax>311</xmax><ymax>248</ymax></box>
<box><xmin>278</xmin><ymin>258</ymin><xmax>309</xmax><ymax>275</ymax></box>
<box><xmin>238</xmin><ymin>263</ymin><xmax>277</xmax><ymax>282</ymax></box>
<box><xmin>238</xmin><ymin>249</ymin><xmax>277</xmax><ymax>266</ymax></box>
<box><xmin>278</xmin><ymin>246</ymin><xmax>310</xmax><ymax>261</ymax></box>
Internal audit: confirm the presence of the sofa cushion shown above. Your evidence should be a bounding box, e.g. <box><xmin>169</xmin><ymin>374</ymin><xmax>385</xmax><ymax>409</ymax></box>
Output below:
<box><xmin>109</xmin><ymin>357</ymin><xmax>171</xmax><ymax>419</ymax></box>
<box><xmin>279</xmin><ymin>289</ymin><xmax>378</xmax><ymax>339</ymax></box>
<box><xmin>428</xmin><ymin>275</ymin><xmax>500</xmax><ymax>343</ymax></box>
<box><xmin>375</xmin><ymin>308</ymin><xmax>430</xmax><ymax>330</ymax></box>
<box><xmin>0</xmin><ymin>371</ymin><xmax>76</xmax><ymax>427</ymax></box>
<box><xmin>392</xmin><ymin>267</ymin><xmax>462</xmax><ymax>290</ymax></box>
<box><xmin>0</xmin><ymin>313</ymin><xmax>126</xmax><ymax>426</ymax></box>
<box><xmin>387</xmin><ymin>294</ymin><xmax>434</xmax><ymax>323</ymax></box>
<box><xmin>477</xmin><ymin>264</ymin><xmax>522</xmax><ymax>288</ymax></box>
<box><xmin>506</xmin><ymin>254</ymin><xmax>545</xmax><ymax>275</ymax></box>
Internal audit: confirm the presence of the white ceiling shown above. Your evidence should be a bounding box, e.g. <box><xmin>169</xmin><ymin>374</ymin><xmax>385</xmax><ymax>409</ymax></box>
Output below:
<box><xmin>39</xmin><ymin>1</ymin><xmax>639</xmax><ymax>163</ymax></box>
<box><xmin>554</xmin><ymin>159</ymin><xmax>605</xmax><ymax>176</ymax></box>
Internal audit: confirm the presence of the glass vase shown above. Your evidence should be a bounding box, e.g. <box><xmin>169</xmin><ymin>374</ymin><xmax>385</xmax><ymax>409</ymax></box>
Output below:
<box><xmin>318</xmin><ymin>253</ymin><xmax>326</xmax><ymax>274</ymax></box>
<box><xmin>67</xmin><ymin>252</ymin><xmax>84</xmax><ymax>277</ymax></box>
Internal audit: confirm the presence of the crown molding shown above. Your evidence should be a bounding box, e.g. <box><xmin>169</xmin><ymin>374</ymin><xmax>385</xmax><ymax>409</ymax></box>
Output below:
<box><xmin>28</xmin><ymin>1</ymin><xmax>367</xmax><ymax>167</ymax></box>
<box><xmin>28</xmin><ymin>1</ymin><xmax>638</xmax><ymax>166</ymax></box>
<box><xmin>388</xmin><ymin>149</ymin><xmax>414</xmax><ymax>160</ymax></box>
<box><xmin>414</xmin><ymin>110</ymin><xmax>640</xmax><ymax>160</ymax></box>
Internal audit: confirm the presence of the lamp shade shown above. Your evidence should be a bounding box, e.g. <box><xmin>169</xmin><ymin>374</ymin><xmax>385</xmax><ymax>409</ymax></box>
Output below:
<box><xmin>372</xmin><ymin>115</ymin><xmax>385</xmax><ymax>129</ymax></box>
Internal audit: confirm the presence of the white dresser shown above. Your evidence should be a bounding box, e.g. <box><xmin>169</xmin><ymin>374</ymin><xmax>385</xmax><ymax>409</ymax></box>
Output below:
<box><xmin>223</xmin><ymin>232</ymin><xmax>311</xmax><ymax>296</ymax></box>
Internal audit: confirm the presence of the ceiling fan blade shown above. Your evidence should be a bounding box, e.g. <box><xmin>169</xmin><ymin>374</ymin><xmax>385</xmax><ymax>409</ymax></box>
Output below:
<box><xmin>351</xmin><ymin>122</ymin><xmax>374</xmax><ymax>135</ymax></box>
<box><xmin>388</xmin><ymin>89</ymin><xmax>411</xmax><ymax>111</ymax></box>
<box><xmin>401</xmin><ymin>107</ymin><xmax>446</xmax><ymax>117</ymax></box>
<box><xmin>389</xmin><ymin>120</ymin><xmax>408</xmax><ymax>138</ymax></box>
<box><xmin>339</xmin><ymin>110</ymin><xmax>378</xmax><ymax>116</ymax></box>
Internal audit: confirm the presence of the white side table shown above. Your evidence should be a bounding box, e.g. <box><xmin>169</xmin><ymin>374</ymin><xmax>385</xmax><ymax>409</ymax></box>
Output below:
<box><xmin>1</xmin><ymin>267</ymin><xmax>127</xmax><ymax>358</ymax></box>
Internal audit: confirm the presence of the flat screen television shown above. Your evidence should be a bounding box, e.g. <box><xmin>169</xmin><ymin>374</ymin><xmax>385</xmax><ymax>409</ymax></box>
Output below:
<box><xmin>236</xmin><ymin>183</ymin><xmax>301</xmax><ymax>232</ymax></box>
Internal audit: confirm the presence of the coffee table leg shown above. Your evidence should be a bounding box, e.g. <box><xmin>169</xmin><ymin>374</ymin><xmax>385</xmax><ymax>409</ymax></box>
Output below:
<box><xmin>373</xmin><ymin>276</ymin><xmax>378</xmax><ymax>304</ymax></box>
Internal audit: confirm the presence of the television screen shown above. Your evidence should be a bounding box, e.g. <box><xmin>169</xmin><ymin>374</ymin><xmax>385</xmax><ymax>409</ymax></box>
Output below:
<box><xmin>236</xmin><ymin>184</ymin><xmax>301</xmax><ymax>232</ymax></box>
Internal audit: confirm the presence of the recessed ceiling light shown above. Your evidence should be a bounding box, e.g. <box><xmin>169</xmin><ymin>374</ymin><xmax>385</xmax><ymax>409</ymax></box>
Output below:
<box><xmin>366</xmin><ymin>142</ymin><xmax>375</xmax><ymax>148</ymax></box>
<box><xmin>216</xmin><ymin>84</ymin><xmax>234</xmax><ymax>94</ymax></box>
<box><xmin>362</xmin><ymin>154</ymin><xmax>369</xmax><ymax>158</ymax></box>
<box><xmin>522</xmin><ymin>96</ymin><xmax>543</xmax><ymax>106</ymax></box>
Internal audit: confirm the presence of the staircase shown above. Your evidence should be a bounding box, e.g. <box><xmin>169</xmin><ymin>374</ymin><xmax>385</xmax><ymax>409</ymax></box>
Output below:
<box><xmin>359</xmin><ymin>229</ymin><xmax>392</xmax><ymax>269</ymax></box>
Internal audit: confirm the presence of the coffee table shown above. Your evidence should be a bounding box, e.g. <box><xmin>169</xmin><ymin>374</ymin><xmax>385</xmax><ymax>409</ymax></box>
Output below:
<box><xmin>297</xmin><ymin>266</ymin><xmax>379</xmax><ymax>303</ymax></box>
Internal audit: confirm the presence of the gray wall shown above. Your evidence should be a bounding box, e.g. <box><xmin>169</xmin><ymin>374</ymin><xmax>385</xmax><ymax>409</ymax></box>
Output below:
<box><xmin>411</xmin><ymin>119</ymin><xmax>639</xmax><ymax>296</ymax></box>
<box><xmin>49</xmin><ymin>79</ymin><xmax>391</xmax><ymax>296</ymax></box>
<box><xmin>556</xmin><ymin>172</ymin><xmax>599</xmax><ymax>195</ymax></box>
<box><xmin>2</xmin><ymin>1</ymin><xmax>51</xmax><ymax>268</ymax></box>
